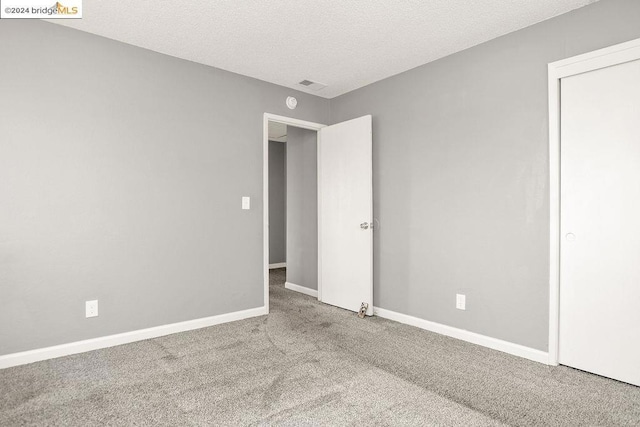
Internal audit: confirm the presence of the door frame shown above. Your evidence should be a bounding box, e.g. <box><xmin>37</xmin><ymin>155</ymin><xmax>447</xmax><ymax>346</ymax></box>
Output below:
<box><xmin>263</xmin><ymin>113</ymin><xmax>326</xmax><ymax>314</ymax></box>
<box><xmin>547</xmin><ymin>37</ymin><xmax>640</xmax><ymax>366</ymax></box>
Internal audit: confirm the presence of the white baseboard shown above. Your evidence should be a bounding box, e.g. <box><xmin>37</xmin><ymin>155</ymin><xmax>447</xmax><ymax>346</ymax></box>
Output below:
<box><xmin>285</xmin><ymin>282</ymin><xmax>318</xmax><ymax>298</ymax></box>
<box><xmin>269</xmin><ymin>263</ymin><xmax>287</xmax><ymax>269</ymax></box>
<box><xmin>373</xmin><ymin>307</ymin><xmax>549</xmax><ymax>365</ymax></box>
<box><xmin>0</xmin><ymin>306</ymin><xmax>267</xmax><ymax>370</ymax></box>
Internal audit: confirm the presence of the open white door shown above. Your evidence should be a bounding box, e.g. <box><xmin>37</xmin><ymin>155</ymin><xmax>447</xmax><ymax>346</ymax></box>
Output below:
<box><xmin>319</xmin><ymin>115</ymin><xmax>373</xmax><ymax>315</ymax></box>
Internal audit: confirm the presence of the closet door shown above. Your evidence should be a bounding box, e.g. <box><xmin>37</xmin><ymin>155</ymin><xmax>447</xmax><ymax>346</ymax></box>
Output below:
<box><xmin>559</xmin><ymin>58</ymin><xmax>640</xmax><ymax>386</ymax></box>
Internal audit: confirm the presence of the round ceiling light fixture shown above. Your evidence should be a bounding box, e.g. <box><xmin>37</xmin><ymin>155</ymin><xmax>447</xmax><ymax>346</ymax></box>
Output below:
<box><xmin>286</xmin><ymin>96</ymin><xmax>297</xmax><ymax>110</ymax></box>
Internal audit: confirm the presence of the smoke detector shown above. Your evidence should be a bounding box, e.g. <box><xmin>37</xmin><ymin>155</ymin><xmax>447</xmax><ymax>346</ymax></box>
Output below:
<box><xmin>298</xmin><ymin>80</ymin><xmax>327</xmax><ymax>91</ymax></box>
<box><xmin>286</xmin><ymin>96</ymin><xmax>297</xmax><ymax>109</ymax></box>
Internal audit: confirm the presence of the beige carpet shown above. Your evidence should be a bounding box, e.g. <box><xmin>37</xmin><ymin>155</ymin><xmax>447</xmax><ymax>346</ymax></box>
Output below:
<box><xmin>1</xmin><ymin>268</ymin><xmax>639</xmax><ymax>426</ymax></box>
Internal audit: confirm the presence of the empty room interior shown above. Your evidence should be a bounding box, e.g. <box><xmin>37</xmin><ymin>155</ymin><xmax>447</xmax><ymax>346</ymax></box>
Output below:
<box><xmin>1</xmin><ymin>0</ymin><xmax>640</xmax><ymax>425</ymax></box>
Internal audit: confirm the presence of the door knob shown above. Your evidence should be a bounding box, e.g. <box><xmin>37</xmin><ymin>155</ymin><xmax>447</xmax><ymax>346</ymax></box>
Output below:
<box><xmin>565</xmin><ymin>233</ymin><xmax>576</xmax><ymax>241</ymax></box>
<box><xmin>360</xmin><ymin>222</ymin><xmax>369</xmax><ymax>230</ymax></box>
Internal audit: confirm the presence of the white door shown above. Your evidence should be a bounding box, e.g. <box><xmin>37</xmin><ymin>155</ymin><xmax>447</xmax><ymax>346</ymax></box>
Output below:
<box><xmin>559</xmin><ymin>58</ymin><xmax>640</xmax><ymax>386</ymax></box>
<box><xmin>319</xmin><ymin>115</ymin><xmax>373</xmax><ymax>315</ymax></box>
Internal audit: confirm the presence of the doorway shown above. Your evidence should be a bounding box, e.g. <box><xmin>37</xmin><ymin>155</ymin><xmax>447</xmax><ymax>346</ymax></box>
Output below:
<box><xmin>263</xmin><ymin>113</ymin><xmax>374</xmax><ymax>316</ymax></box>
<box><xmin>263</xmin><ymin>115</ymin><xmax>324</xmax><ymax>314</ymax></box>
<box><xmin>267</xmin><ymin>119</ymin><xmax>320</xmax><ymax>303</ymax></box>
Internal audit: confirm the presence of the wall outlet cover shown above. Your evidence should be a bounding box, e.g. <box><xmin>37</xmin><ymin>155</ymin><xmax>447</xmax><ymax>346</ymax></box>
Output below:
<box><xmin>86</xmin><ymin>300</ymin><xmax>98</xmax><ymax>318</ymax></box>
<box><xmin>456</xmin><ymin>294</ymin><xmax>466</xmax><ymax>310</ymax></box>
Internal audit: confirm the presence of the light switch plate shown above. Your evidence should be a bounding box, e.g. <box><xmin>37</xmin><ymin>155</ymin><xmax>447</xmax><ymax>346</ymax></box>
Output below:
<box><xmin>86</xmin><ymin>300</ymin><xmax>98</xmax><ymax>318</ymax></box>
<box><xmin>242</xmin><ymin>196</ymin><xmax>250</xmax><ymax>210</ymax></box>
<box><xmin>456</xmin><ymin>294</ymin><xmax>466</xmax><ymax>310</ymax></box>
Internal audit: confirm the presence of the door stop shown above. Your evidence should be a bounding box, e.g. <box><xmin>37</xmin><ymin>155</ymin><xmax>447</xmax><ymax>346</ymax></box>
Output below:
<box><xmin>358</xmin><ymin>303</ymin><xmax>369</xmax><ymax>319</ymax></box>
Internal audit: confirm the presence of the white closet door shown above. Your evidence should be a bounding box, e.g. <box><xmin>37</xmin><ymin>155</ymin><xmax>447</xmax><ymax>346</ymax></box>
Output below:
<box><xmin>559</xmin><ymin>58</ymin><xmax>640</xmax><ymax>386</ymax></box>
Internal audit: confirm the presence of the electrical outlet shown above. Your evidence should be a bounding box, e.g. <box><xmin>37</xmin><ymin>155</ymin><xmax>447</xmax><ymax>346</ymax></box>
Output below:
<box><xmin>86</xmin><ymin>300</ymin><xmax>98</xmax><ymax>318</ymax></box>
<box><xmin>456</xmin><ymin>294</ymin><xmax>466</xmax><ymax>310</ymax></box>
<box><xmin>242</xmin><ymin>196</ymin><xmax>250</xmax><ymax>210</ymax></box>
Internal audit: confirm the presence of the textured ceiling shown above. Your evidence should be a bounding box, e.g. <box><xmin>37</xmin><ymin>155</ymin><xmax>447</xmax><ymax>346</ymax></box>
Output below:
<box><xmin>49</xmin><ymin>0</ymin><xmax>598</xmax><ymax>98</ymax></box>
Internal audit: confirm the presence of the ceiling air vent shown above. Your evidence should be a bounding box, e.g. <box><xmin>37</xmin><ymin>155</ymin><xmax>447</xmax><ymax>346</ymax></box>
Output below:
<box><xmin>298</xmin><ymin>79</ymin><xmax>327</xmax><ymax>92</ymax></box>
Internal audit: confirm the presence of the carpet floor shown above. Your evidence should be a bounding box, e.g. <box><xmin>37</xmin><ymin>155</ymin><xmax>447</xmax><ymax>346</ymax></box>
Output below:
<box><xmin>1</xmin><ymin>268</ymin><xmax>639</xmax><ymax>426</ymax></box>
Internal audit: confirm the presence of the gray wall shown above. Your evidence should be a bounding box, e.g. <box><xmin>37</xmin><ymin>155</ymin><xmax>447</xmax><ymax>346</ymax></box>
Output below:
<box><xmin>286</xmin><ymin>127</ymin><xmax>318</xmax><ymax>291</ymax></box>
<box><xmin>0</xmin><ymin>20</ymin><xmax>329</xmax><ymax>356</ymax></box>
<box><xmin>268</xmin><ymin>141</ymin><xmax>286</xmax><ymax>264</ymax></box>
<box><xmin>330</xmin><ymin>0</ymin><xmax>640</xmax><ymax>351</ymax></box>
